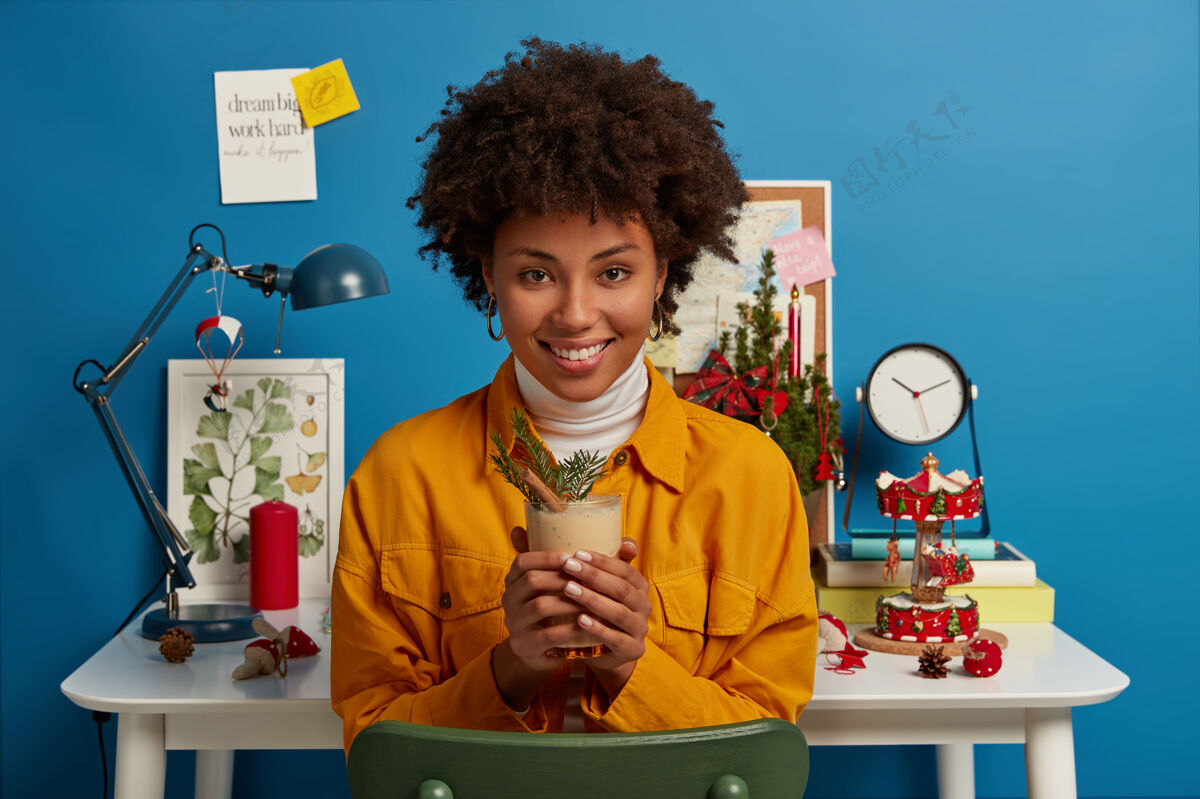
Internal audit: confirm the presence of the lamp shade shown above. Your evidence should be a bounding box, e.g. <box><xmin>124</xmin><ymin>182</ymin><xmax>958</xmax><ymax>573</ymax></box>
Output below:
<box><xmin>284</xmin><ymin>243</ymin><xmax>389</xmax><ymax>310</ymax></box>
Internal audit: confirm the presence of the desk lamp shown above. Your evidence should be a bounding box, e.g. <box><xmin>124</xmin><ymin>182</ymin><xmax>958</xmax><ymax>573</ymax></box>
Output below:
<box><xmin>73</xmin><ymin>224</ymin><xmax>388</xmax><ymax>642</ymax></box>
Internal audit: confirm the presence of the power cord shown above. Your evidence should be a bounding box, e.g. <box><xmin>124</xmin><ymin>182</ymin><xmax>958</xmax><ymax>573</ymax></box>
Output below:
<box><xmin>93</xmin><ymin>710</ymin><xmax>112</xmax><ymax>799</ymax></box>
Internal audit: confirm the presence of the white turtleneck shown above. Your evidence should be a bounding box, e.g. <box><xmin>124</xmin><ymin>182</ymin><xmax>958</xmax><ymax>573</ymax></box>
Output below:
<box><xmin>513</xmin><ymin>344</ymin><xmax>650</xmax><ymax>465</ymax></box>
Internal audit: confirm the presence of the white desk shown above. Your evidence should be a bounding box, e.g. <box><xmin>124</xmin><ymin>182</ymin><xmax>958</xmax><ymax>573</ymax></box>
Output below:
<box><xmin>804</xmin><ymin>624</ymin><xmax>1127</xmax><ymax>798</ymax></box>
<box><xmin>63</xmin><ymin>601</ymin><xmax>1128</xmax><ymax>799</ymax></box>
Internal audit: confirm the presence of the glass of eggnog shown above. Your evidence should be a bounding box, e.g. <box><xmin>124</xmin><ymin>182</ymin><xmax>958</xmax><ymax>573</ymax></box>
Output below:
<box><xmin>523</xmin><ymin>493</ymin><xmax>622</xmax><ymax>659</ymax></box>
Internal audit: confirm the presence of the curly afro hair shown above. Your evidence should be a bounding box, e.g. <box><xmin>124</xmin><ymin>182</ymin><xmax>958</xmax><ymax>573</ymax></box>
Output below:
<box><xmin>406</xmin><ymin>38</ymin><xmax>748</xmax><ymax>327</ymax></box>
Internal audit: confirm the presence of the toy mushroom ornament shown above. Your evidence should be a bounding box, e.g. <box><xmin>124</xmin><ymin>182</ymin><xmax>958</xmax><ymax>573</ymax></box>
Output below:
<box><xmin>232</xmin><ymin>617</ymin><xmax>320</xmax><ymax>680</ymax></box>
<box><xmin>817</xmin><ymin>612</ymin><xmax>850</xmax><ymax>653</ymax></box>
<box><xmin>962</xmin><ymin>636</ymin><xmax>1003</xmax><ymax>677</ymax></box>
<box><xmin>817</xmin><ymin>611</ymin><xmax>868</xmax><ymax>672</ymax></box>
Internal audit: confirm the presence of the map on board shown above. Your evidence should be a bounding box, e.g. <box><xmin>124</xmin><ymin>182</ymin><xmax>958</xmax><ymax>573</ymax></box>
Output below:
<box><xmin>673</xmin><ymin>200</ymin><xmax>803</xmax><ymax>373</ymax></box>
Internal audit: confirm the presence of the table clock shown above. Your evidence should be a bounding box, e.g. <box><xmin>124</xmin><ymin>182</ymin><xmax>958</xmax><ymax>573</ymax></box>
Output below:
<box><xmin>862</xmin><ymin>343</ymin><xmax>971</xmax><ymax>445</ymax></box>
<box><xmin>842</xmin><ymin>343</ymin><xmax>989</xmax><ymax>547</ymax></box>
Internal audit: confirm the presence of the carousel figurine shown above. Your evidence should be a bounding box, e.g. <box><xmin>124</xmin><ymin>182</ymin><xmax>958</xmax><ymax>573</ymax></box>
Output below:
<box><xmin>855</xmin><ymin>453</ymin><xmax>1006</xmax><ymax>656</ymax></box>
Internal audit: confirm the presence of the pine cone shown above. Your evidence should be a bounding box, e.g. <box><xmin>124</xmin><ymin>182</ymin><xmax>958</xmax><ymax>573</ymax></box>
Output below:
<box><xmin>917</xmin><ymin>644</ymin><xmax>951</xmax><ymax>679</ymax></box>
<box><xmin>158</xmin><ymin>626</ymin><xmax>195</xmax><ymax>663</ymax></box>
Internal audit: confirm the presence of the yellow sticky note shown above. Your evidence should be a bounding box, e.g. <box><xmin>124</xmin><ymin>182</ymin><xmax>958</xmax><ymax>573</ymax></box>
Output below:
<box><xmin>290</xmin><ymin>59</ymin><xmax>360</xmax><ymax>127</ymax></box>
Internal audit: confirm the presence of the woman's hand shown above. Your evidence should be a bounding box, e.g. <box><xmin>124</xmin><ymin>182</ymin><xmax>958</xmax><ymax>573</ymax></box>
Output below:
<box><xmin>562</xmin><ymin>538</ymin><xmax>651</xmax><ymax>699</ymax></box>
<box><xmin>492</xmin><ymin>526</ymin><xmax>584</xmax><ymax>710</ymax></box>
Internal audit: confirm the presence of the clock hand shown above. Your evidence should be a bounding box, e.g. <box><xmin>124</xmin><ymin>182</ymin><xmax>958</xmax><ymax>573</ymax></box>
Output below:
<box><xmin>918</xmin><ymin>379</ymin><xmax>951</xmax><ymax>394</ymax></box>
<box><xmin>891</xmin><ymin>377</ymin><xmax>930</xmax><ymax>431</ymax></box>
<box><xmin>915</xmin><ymin>395</ymin><xmax>930</xmax><ymax>433</ymax></box>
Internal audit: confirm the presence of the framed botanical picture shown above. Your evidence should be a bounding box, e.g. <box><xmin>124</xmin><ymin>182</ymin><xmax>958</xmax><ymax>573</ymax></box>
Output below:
<box><xmin>166</xmin><ymin>358</ymin><xmax>344</xmax><ymax>600</ymax></box>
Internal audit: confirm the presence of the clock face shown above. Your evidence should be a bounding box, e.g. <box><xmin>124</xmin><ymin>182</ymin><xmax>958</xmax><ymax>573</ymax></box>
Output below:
<box><xmin>865</xmin><ymin>344</ymin><xmax>968</xmax><ymax>445</ymax></box>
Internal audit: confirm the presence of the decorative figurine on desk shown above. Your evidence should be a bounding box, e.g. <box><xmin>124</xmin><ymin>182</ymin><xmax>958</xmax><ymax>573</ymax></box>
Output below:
<box><xmin>232</xmin><ymin>617</ymin><xmax>320</xmax><ymax>680</ymax></box>
<box><xmin>855</xmin><ymin>453</ymin><xmax>1008</xmax><ymax>657</ymax></box>
<box><xmin>817</xmin><ymin>612</ymin><xmax>868</xmax><ymax>674</ymax></box>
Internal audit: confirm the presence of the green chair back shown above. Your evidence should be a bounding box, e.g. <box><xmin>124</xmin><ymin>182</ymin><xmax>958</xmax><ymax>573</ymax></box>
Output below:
<box><xmin>348</xmin><ymin>718</ymin><xmax>808</xmax><ymax>799</ymax></box>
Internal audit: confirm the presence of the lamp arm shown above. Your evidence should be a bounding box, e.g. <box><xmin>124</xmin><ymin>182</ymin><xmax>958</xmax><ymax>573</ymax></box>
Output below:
<box><xmin>99</xmin><ymin>244</ymin><xmax>220</xmax><ymax>395</ymax></box>
<box><xmin>74</xmin><ymin>242</ymin><xmax>225</xmax><ymax>595</ymax></box>
<box><xmin>90</xmin><ymin>395</ymin><xmax>196</xmax><ymax>589</ymax></box>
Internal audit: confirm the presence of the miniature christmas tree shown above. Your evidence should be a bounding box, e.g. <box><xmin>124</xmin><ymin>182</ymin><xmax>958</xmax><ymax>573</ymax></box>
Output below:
<box><xmin>713</xmin><ymin>249</ymin><xmax>842</xmax><ymax>495</ymax></box>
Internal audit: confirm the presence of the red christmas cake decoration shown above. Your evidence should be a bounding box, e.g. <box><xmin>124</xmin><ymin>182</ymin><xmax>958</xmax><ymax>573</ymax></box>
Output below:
<box><xmin>876</xmin><ymin>593</ymin><xmax>979</xmax><ymax>643</ymax></box>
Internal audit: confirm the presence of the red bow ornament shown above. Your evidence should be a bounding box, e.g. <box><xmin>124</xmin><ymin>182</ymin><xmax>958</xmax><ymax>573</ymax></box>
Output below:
<box><xmin>683</xmin><ymin>350</ymin><xmax>772</xmax><ymax>417</ymax></box>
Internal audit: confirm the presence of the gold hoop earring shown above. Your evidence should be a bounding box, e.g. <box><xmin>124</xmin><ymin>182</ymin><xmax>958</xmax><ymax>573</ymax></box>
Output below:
<box><xmin>486</xmin><ymin>295</ymin><xmax>504</xmax><ymax>341</ymax></box>
<box><xmin>648</xmin><ymin>300</ymin><xmax>664</xmax><ymax>342</ymax></box>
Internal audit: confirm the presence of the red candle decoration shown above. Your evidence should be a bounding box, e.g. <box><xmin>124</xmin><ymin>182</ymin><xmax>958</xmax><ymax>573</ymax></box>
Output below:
<box><xmin>250</xmin><ymin>500</ymin><xmax>299</xmax><ymax>610</ymax></box>
<box><xmin>787</xmin><ymin>284</ymin><xmax>801</xmax><ymax>378</ymax></box>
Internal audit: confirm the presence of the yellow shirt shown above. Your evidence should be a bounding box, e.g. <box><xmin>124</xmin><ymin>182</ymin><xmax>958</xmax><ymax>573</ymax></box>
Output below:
<box><xmin>331</xmin><ymin>356</ymin><xmax>817</xmax><ymax>754</ymax></box>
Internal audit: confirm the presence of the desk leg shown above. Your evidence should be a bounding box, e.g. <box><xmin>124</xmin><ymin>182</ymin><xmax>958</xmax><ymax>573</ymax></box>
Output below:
<box><xmin>114</xmin><ymin>713</ymin><xmax>165</xmax><ymax>799</ymax></box>
<box><xmin>1025</xmin><ymin>707</ymin><xmax>1076</xmax><ymax>799</ymax></box>
<box><xmin>195</xmin><ymin>750</ymin><xmax>235</xmax><ymax>799</ymax></box>
<box><xmin>935</xmin><ymin>743</ymin><xmax>975</xmax><ymax>799</ymax></box>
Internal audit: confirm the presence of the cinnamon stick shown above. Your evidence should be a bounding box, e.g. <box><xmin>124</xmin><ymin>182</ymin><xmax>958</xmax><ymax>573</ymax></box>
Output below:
<box><xmin>520</xmin><ymin>467</ymin><xmax>566</xmax><ymax>512</ymax></box>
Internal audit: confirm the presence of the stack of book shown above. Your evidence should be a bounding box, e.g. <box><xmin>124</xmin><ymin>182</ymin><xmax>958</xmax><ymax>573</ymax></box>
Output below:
<box><xmin>813</xmin><ymin>541</ymin><xmax>1054</xmax><ymax>624</ymax></box>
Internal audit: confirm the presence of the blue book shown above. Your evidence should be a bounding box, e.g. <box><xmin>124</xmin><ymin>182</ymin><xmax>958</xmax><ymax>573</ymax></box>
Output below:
<box><xmin>849</xmin><ymin>533</ymin><xmax>996</xmax><ymax>560</ymax></box>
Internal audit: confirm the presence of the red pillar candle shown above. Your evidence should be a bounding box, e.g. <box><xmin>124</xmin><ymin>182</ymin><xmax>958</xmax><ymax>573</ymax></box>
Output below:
<box><xmin>250</xmin><ymin>500</ymin><xmax>298</xmax><ymax>610</ymax></box>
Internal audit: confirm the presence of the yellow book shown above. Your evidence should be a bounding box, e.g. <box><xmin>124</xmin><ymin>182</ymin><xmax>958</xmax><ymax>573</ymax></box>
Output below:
<box><xmin>813</xmin><ymin>573</ymin><xmax>1055</xmax><ymax>624</ymax></box>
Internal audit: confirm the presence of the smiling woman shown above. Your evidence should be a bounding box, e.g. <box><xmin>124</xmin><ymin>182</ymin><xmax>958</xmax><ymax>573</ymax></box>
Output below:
<box><xmin>331</xmin><ymin>38</ymin><xmax>817</xmax><ymax>753</ymax></box>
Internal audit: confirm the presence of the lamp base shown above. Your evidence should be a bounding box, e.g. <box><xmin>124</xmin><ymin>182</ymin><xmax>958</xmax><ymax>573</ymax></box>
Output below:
<box><xmin>141</xmin><ymin>603</ymin><xmax>261</xmax><ymax>642</ymax></box>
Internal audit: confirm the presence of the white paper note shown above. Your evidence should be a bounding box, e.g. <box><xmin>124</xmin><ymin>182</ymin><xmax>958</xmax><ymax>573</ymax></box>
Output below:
<box><xmin>214</xmin><ymin>69</ymin><xmax>316</xmax><ymax>204</ymax></box>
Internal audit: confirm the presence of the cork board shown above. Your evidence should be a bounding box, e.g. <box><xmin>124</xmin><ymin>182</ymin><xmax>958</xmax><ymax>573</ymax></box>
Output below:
<box><xmin>745</xmin><ymin>183</ymin><xmax>830</xmax><ymax>361</ymax></box>
<box><xmin>672</xmin><ymin>181</ymin><xmax>834</xmax><ymax>548</ymax></box>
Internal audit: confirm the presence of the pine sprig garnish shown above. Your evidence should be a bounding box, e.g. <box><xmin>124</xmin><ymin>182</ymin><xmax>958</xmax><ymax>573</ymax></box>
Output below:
<box><xmin>509</xmin><ymin>408</ymin><xmax>559</xmax><ymax>492</ymax></box>
<box><xmin>490</xmin><ymin>407</ymin><xmax>608</xmax><ymax>507</ymax></box>
<box><xmin>488</xmin><ymin>431</ymin><xmax>541</xmax><ymax>506</ymax></box>
<box><xmin>557</xmin><ymin>449</ymin><xmax>607</xmax><ymax>502</ymax></box>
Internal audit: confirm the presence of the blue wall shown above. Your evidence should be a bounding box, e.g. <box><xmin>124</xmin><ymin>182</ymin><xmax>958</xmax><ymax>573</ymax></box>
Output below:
<box><xmin>3</xmin><ymin>1</ymin><xmax>1196</xmax><ymax>797</ymax></box>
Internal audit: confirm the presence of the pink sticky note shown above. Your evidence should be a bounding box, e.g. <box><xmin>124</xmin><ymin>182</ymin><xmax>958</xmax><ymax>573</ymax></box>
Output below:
<box><xmin>768</xmin><ymin>226</ymin><xmax>836</xmax><ymax>289</ymax></box>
